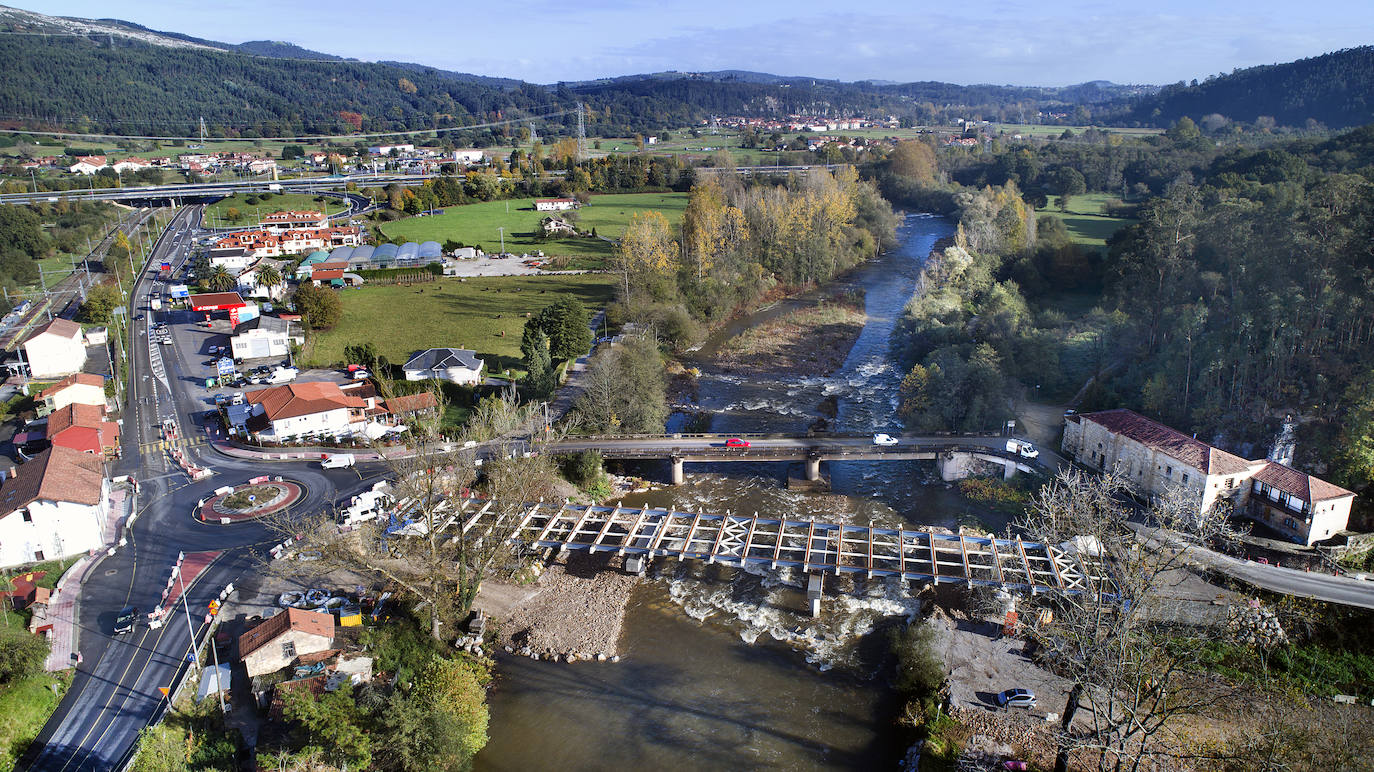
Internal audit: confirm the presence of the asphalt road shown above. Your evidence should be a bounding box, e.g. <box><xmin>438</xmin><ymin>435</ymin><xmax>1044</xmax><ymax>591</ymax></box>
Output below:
<box><xmin>20</xmin><ymin>207</ymin><xmax>383</xmax><ymax>771</ymax></box>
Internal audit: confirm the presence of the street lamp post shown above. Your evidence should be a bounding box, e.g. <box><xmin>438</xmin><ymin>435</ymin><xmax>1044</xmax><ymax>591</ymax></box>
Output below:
<box><xmin>498</xmin><ymin>226</ymin><xmax>505</xmax><ymax>256</ymax></box>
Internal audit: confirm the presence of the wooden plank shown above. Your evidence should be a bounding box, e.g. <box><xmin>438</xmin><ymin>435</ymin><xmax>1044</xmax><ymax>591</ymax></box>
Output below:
<box><xmin>930</xmin><ymin>532</ymin><xmax>939</xmax><ymax>580</ymax></box>
<box><xmin>986</xmin><ymin>538</ymin><xmax>1006</xmax><ymax>585</ymax></box>
<box><xmin>1015</xmin><ymin>538</ymin><xmax>1037</xmax><ymax>589</ymax></box>
<box><xmin>679</xmin><ymin>513</ymin><xmax>702</xmax><ymax>558</ymax></box>
<box><xmin>866</xmin><ymin>525</ymin><xmax>875</xmax><ymax>578</ymax></box>
<box><xmin>647</xmin><ymin>510</ymin><xmax>675</xmax><ymax>554</ymax></box>
<box><xmin>771</xmin><ymin>521</ymin><xmax>787</xmax><ymax>568</ymax></box>
<box><xmin>533</xmin><ymin>503</ymin><xmax>567</xmax><ymax>544</ymax></box>
<box><xmin>620</xmin><ymin>506</ymin><xmax>649</xmax><ymax>554</ymax></box>
<box><xmin>707</xmin><ymin>515</ymin><xmax>731</xmax><ymax>563</ymax></box>
<box><xmin>804</xmin><ymin>521</ymin><xmax>817</xmax><ymax>571</ymax></box>
<box><xmin>564</xmin><ymin>504</ymin><xmax>596</xmax><ymax>547</ymax></box>
<box><xmin>591</xmin><ymin>504</ymin><xmax>622</xmax><ymax>552</ymax></box>
<box><xmin>740</xmin><ymin>514</ymin><xmax>759</xmax><ymax>562</ymax></box>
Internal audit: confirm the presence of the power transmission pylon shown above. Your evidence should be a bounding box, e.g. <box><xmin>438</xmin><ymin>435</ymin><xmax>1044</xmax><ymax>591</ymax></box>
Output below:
<box><xmin>529</xmin><ymin>122</ymin><xmax>539</xmax><ymax>146</ymax></box>
<box><xmin>199</xmin><ymin>117</ymin><xmax>208</xmax><ymax>146</ymax></box>
<box><xmin>575</xmin><ymin>103</ymin><xmax>586</xmax><ymax>161</ymax></box>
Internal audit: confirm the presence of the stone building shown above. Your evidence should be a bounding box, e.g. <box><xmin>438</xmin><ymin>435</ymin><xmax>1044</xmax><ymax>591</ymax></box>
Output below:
<box><xmin>238</xmin><ymin>608</ymin><xmax>335</xmax><ymax>678</ymax></box>
<box><xmin>1062</xmin><ymin>409</ymin><xmax>1355</xmax><ymax>546</ymax></box>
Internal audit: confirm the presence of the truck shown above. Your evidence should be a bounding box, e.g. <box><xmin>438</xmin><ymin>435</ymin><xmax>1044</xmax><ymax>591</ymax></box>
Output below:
<box><xmin>1005</xmin><ymin>439</ymin><xmax>1040</xmax><ymax>459</ymax></box>
<box><xmin>268</xmin><ymin>183</ymin><xmax>282</xmax><ymax>192</ymax></box>
<box><xmin>150</xmin><ymin>297</ymin><xmax>162</xmax><ymax>311</ymax></box>
<box><xmin>321</xmin><ymin>453</ymin><xmax>355</xmax><ymax>469</ymax></box>
<box><xmin>339</xmin><ymin>488</ymin><xmax>391</xmax><ymax>525</ymax></box>
<box><xmin>267</xmin><ymin>366</ymin><xmax>299</xmax><ymax>384</ymax></box>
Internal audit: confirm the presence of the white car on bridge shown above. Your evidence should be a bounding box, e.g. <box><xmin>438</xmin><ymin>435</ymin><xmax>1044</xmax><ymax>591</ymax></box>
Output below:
<box><xmin>873</xmin><ymin>433</ymin><xmax>899</xmax><ymax>446</ymax></box>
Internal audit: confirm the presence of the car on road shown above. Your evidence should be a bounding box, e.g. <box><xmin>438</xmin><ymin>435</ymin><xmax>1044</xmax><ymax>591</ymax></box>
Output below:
<box><xmin>873</xmin><ymin>433</ymin><xmax>899</xmax><ymax>446</ymax></box>
<box><xmin>724</xmin><ymin>438</ymin><xmax>750</xmax><ymax>448</ymax></box>
<box><xmin>996</xmin><ymin>688</ymin><xmax>1036</xmax><ymax>709</ymax></box>
<box><xmin>321</xmin><ymin>453</ymin><xmax>356</xmax><ymax>469</ymax></box>
<box><xmin>114</xmin><ymin>607</ymin><xmax>139</xmax><ymax>635</ymax></box>
<box><xmin>1005</xmin><ymin>439</ymin><xmax>1039</xmax><ymax>459</ymax></box>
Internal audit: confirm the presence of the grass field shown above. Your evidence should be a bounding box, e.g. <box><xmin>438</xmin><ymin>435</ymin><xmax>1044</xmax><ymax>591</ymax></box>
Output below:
<box><xmin>379</xmin><ymin>192</ymin><xmax>688</xmax><ymax>261</ymax></box>
<box><xmin>1038</xmin><ymin>193</ymin><xmax>1136</xmax><ymax>249</ymax></box>
<box><xmin>303</xmin><ymin>274</ymin><xmax>617</xmax><ymax>374</ymax></box>
<box><xmin>202</xmin><ymin>192</ymin><xmax>344</xmax><ymax>228</ymax></box>
<box><xmin>0</xmin><ymin>666</ymin><xmax>72</xmax><ymax>770</ymax></box>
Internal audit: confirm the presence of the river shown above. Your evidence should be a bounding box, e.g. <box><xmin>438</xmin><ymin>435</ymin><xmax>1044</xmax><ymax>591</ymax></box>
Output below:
<box><xmin>476</xmin><ymin>213</ymin><xmax>965</xmax><ymax>772</ymax></box>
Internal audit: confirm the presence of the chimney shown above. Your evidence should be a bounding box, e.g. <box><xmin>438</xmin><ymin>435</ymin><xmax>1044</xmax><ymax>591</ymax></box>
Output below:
<box><xmin>1</xmin><ymin>464</ymin><xmax>16</xmax><ymax>482</ymax></box>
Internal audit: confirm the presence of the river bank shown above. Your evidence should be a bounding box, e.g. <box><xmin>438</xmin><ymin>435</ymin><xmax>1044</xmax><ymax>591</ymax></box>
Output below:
<box><xmin>482</xmin><ymin>552</ymin><xmax>638</xmax><ymax>662</ymax></box>
<box><xmin>710</xmin><ymin>288</ymin><xmax>867</xmax><ymax>377</ymax></box>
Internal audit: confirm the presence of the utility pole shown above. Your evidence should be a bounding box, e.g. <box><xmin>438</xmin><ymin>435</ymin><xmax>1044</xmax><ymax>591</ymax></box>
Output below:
<box><xmin>497</xmin><ymin>226</ymin><xmax>505</xmax><ymax>256</ymax></box>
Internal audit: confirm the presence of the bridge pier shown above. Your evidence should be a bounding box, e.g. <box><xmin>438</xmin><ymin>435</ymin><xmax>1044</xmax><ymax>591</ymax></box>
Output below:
<box><xmin>805</xmin><ymin>456</ymin><xmax>822</xmax><ymax>481</ymax></box>
<box><xmin>669</xmin><ymin>456</ymin><xmax>684</xmax><ymax>485</ymax></box>
<box><xmin>937</xmin><ymin>451</ymin><xmax>975</xmax><ymax>482</ymax></box>
<box><xmin>807</xmin><ymin>573</ymin><xmax>824</xmax><ymax>617</ymax></box>
<box><xmin>1003</xmin><ymin>459</ymin><xmax>1017</xmax><ymax>480</ymax></box>
<box><xmin>625</xmin><ymin>555</ymin><xmax>648</xmax><ymax>576</ymax></box>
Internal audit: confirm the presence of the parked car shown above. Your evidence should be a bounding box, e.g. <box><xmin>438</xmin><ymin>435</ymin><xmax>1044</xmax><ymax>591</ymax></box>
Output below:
<box><xmin>1005</xmin><ymin>439</ymin><xmax>1039</xmax><ymax>459</ymax></box>
<box><xmin>996</xmin><ymin>688</ymin><xmax>1036</xmax><ymax>708</ymax></box>
<box><xmin>873</xmin><ymin>433</ymin><xmax>899</xmax><ymax>446</ymax></box>
<box><xmin>724</xmin><ymin>438</ymin><xmax>750</xmax><ymax>448</ymax></box>
<box><xmin>114</xmin><ymin>607</ymin><xmax>140</xmax><ymax>635</ymax></box>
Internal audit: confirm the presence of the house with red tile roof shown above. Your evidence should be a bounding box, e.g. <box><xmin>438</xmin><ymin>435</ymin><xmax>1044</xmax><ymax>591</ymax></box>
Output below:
<box><xmin>46</xmin><ymin>402</ymin><xmax>119</xmax><ymax>456</ymax></box>
<box><xmin>261</xmin><ymin>210</ymin><xmax>328</xmax><ymax>231</ymax></box>
<box><xmin>238</xmin><ymin>608</ymin><xmax>335</xmax><ymax>677</ymax></box>
<box><xmin>39</xmin><ymin>373</ymin><xmax>106</xmax><ymax>413</ymax></box>
<box><xmin>0</xmin><ymin>446</ymin><xmax>109</xmax><ymax>567</ymax></box>
<box><xmin>1063</xmin><ymin>409</ymin><xmax>1355</xmax><ymax>545</ymax></box>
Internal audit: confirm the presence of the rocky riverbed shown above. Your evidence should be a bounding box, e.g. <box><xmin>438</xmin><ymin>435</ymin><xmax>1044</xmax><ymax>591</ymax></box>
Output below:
<box><xmin>492</xmin><ymin>551</ymin><xmax>638</xmax><ymax>662</ymax></box>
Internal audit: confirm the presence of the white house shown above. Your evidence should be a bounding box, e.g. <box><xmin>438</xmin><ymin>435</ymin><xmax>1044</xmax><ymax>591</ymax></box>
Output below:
<box><xmin>231</xmin><ymin>316</ymin><xmax>303</xmax><ymax>361</ymax></box>
<box><xmin>67</xmin><ymin>156</ymin><xmax>106</xmax><ymax>175</ymax></box>
<box><xmin>22</xmin><ymin>319</ymin><xmax>87</xmax><ymax>379</ymax></box>
<box><xmin>453</xmin><ymin>149</ymin><xmax>486</xmax><ymax>165</ymax></box>
<box><xmin>39</xmin><ymin>373</ymin><xmax>106</xmax><ymax>414</ymax></box>
<box><xmin>402</xmin><ymin>348</ymin><xmax>484</xmax><ymax>385</ymax></box>
<box><xmin>0</xmin><ymin>446</ymin><xmax>110</xmax><ymax>568</ymax></box>
<box><xmin>534</xmin><ymin>198</ymin><xmax>579</xmax><ymax>212</ymax></box>
<box><xmin>237</xmin><ymin>261</ymin><xmax>289</xmax><ymax>301</ymax></box>
<box><xmin>261</xmin><ymin>211</ymin><xmax>329</xmax><ymax>231</ymax></box>
<box><xmin>369</xmin><ymin>144</ymin><xmax>415</xmax><ymax>156</ymax></box>
<box><xmin>209</xmin><ymin>247</ymin><xmax>256</xmax><ymax>275</ymax></box>
<box><xmin>110</xmin><ymin>157</ymin><xmax>152</xmax><ymax>174</ymax></box>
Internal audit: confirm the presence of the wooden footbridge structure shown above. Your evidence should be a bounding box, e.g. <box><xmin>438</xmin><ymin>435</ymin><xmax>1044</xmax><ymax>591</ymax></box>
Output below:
<box><xmin>438</xmin><ymin>498</ymin><xmax>1111</xmax><ymax>608</ymax></box>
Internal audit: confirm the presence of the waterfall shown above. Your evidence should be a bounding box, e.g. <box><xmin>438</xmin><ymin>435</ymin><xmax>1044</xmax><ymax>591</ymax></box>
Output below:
<box><xmin>1268</xmin><ymin>415</ymin><xmax>1297</xmax><ymax>466</ymax></box>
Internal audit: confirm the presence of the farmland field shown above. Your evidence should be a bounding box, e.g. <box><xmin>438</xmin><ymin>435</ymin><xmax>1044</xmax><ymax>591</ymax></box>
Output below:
<box><xmin>303</xmin><ymin>274</ymin><xmax>617</xmax><ymax>374</ymax></box>
<box><xmin>379</xmin><ymin>192</ymin><xmax>688</xmax><ymax>262</ymax></box>
<box><xmin>1038</xmin><ymin>193</ymin><xmax>1136</xmax><ymax>249</ymax></box>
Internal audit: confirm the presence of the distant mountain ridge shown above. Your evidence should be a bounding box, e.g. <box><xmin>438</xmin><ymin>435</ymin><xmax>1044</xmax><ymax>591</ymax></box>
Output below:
<box><xmin>0</xmin><ymin>3</ymin><xmax>1369</xmax><ymax>135</ymax></box>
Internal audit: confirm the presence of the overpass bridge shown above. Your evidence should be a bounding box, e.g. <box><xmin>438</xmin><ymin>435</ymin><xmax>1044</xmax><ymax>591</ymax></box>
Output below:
<box><xmin>546</xmin><ymin>433</ymin><xmax>1040</xmax><ymax>484</ymax></box>
<box><xmin>444</xmin><ymin>497</ymin><xmax>1107</xmax><ymax>614</ymax></box>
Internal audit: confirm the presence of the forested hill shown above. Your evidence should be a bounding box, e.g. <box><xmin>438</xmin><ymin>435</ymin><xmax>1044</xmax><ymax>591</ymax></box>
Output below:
<box><xmin>1127</xmin><ymin>46</ymin><xmax>1374</xmax><ymax>130</ymax></box>
<box><xmin>0</xmin><ymin>35</ymin><xmax>559</xmax><ymax>137</ymax></box>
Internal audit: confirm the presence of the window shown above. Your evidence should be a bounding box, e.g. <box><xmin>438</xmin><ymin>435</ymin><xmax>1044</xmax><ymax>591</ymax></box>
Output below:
<box><xmin>1225</xmin><ymin>477</ymin><xmax>1234</xmax><ymax>489</ymax></box>
<box><xmin>1165</xmin><ymin>466</ymin><xmax>1172</xmax><ymax>478</ymax></box>
<box><xmin>32</xmin><ymin>551</ymin><xmax>43</xmax><ymax>561</ymax></box>
<box><xmin>281</xmin><ymin>641</ymin><xmax>297</xmax><ymax>659</ymax></box>
<box><xmin>1181</xmin><ymin>473</ymin><xmax>1189</xmax><ymax>484</ymax></box>
<box><xmin>20</xmin><ymin>509</ymin><xmax>31</xmax><ymax>523</ymax></box>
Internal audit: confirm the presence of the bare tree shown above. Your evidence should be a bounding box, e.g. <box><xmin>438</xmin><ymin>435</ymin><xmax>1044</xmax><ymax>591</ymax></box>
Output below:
<box><xmin>260</xmin><ymin>386</ymin><xmax>562</xmax><ymax>641</ymax></box>
<box><xmin>1017</xmin><ymin>469</ymin><xmax>1243</xmax><ymax>772</ymax></box>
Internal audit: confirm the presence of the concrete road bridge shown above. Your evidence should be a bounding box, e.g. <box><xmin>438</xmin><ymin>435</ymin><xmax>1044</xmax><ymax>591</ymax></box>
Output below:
<box><xmin>430</xmin><ymin>498</ymin><xmax>1109</xmax><ymax>614</ymax></box>
<box><xmin>546</xmin><ymin>432</ymin><xmax>1040</xmax><ymax>484</ymax></box>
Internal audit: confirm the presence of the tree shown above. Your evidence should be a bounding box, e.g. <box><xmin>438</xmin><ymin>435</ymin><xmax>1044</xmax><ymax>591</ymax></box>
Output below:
<box><xmin>280</xmin><ymin>144</ymin><xmax>305</xmax><ymax>160</ymax></box>
<box><xmin>530</xmin><ymin>296</ymin><xmax>593</xmax><ymax>361</ymax></box>
<box><xmin>1054</xmin><ymin>167</ymin><xmax>1087</xmax><ymax>212</ymax></box>
<box><xmin>224</xmin><ymin>206</ymin><xmax>243</xmax><ymax>223</ymax></box>
<box><xmin>292</xmin><ymin>282</ymin><xmax>342</xmax><ymax>329</ymax></box>
<box><xmin>343</xmin><ymin>342</ymin><xmax>379</xmax><ymax>371</ymax></box>
<box><xmin>682</xmin><ymin>180</ymin><xmax>749</xmax><ymax>281</ymax></box>
<box><xmin>520</xmin><ymin>328</ymin><xmax>556</xmax><ymax>399</ymax></box>
<box><xmin>206</xmin><ymin>264</ymin><xmax>235</xmax><ymax>292</ymax></box>
<box><xmin>888</xmin><ymin>140</ymin><xmax>938</xmax><ymax>185</ymax></box>
<box><xmin>255</xmin><ymin>264</ymin><xmax>283</xmax><ymax>296</ymax></box>
<box><xmin>280</xmin><ymin>683</ymin><xmax>372</xmax><ymax>769</ymax></box>
<box><xmin>0</xmin><ymin>625</ymin><xmax>47</xmax><ymax>685</ymax></box>
<box><xmin>613</xmin><ymin>210</ymin><xmax>677</xmax><ymax>302</ymax></box>
<box><xmin>76</xmin><ymin>283</ymin><xmax>121</xmax><ymax>325</ymax></box>
<box><xmin>1018</xmin><ymin>470</ymin><xmax>1243</xmax><ymax>772</ymax></box>
<box><xmin>572</xmin><ymin>335</ymin><xmax>667</xmax><ymax>433</ymax></box>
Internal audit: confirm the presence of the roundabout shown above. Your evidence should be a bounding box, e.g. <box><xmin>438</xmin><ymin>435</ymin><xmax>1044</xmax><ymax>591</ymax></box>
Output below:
<box><xmin>197</xmin><ymin>478</ymin><xmax>306</xmax><ymax>523</ymax></box>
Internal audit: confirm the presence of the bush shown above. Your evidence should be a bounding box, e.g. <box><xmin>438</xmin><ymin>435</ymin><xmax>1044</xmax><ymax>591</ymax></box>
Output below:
<box><xmin>292</xmin><ymin>282</ymin><xmax>342</xmax><ymax>330</ymax></box>
<box><xmin>0</xmin><ymin>626</ymin><xmax>48</xmax><ymax>686</ymax></box>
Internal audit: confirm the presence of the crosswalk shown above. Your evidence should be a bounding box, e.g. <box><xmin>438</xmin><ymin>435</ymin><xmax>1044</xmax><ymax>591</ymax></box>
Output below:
<box><xmin>140</xmin><ymin>436</ymin><xmax>206</xmax><ymax>453</ymax></box>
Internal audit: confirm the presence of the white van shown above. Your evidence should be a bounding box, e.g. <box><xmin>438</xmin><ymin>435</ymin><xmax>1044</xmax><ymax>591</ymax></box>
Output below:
<box><xmin>1006</xmin><ymin>439</ymin><xmax>1039</xmax><ymax>459</ymax></box>
<box><xmin>321</xmin><ymin>454</ymin><xmax>355</xmax><ymax>469</ymax></box>
<box><xmin>268</xmin><ymin>367</ymin><xmax>299</xmax><ymax>384</ymax></box>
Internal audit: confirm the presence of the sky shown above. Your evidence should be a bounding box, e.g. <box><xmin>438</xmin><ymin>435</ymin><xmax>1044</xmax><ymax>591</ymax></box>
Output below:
<box><xmin>29</xmin><ymin>0</ymin><xmax>1374</xmax><ymax>86</ymax></box>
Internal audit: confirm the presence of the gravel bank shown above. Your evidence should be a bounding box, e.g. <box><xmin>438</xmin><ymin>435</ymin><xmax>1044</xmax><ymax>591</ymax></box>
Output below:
<box><xmin>494</xmin><ymin>551</ymin><xmax>639</xmax><ymax>662</ymax></box>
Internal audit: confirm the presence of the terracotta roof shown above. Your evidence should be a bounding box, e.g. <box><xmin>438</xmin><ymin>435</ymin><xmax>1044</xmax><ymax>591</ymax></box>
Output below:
<box><xmin>39</xmin><ymin>373</ymin><xmax>105</xmax><ymax>401</ymax></box>
<box><xmin>1079</xmin><ymin>409</ymin><xmax>1253</xmax><ymax>476</ymax></box>
<box><xmin>0</xmin><ymin>446</ymin><xmax>105</xmax><ymax>512</ymax></box>
<box><xmin>238</xmin><ymin>608</ymin><xmax>334</xmax><ymax>659</ymax></box>
<box><xmin>311</xmin><ymin>270</ymin><xmax>344</xmax><ymax>281</ymax></box>
<box><xmin>312</xmin><ymin>261</ymin><xmax>349</xmax><ymax>272</ymax></box>
<box><xmin>385</xmin><ymin>392</ymin><xmax>438</xmax><ymax>415</ymax></box>
<box><xmin>46</xmin><ymin>402</ymin><xmax>104</xmax><ymax>436</ymax></box>
<box><xmin>262</xmin><ymin>210</ymin><xmax>324</xmax><ymax>221</ymax></box>
<box><xmin>189</xmin><ymin>292</ymin><xmax>246</xmax><ymax>311</ymax></box>
<box><xmin>1252</xmin><ymin>461</ymin><xmax>1355</xmax><ymax>504</ymax></box>
<box><xmin>247</xmin><ymin>381</ymin><xmax>363</xmax><ymax>422</ymax></box>
<box><xmin>24</xmin><ymin>318</ymin><xmax>83</xmax><ymax>344</ymax></box>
